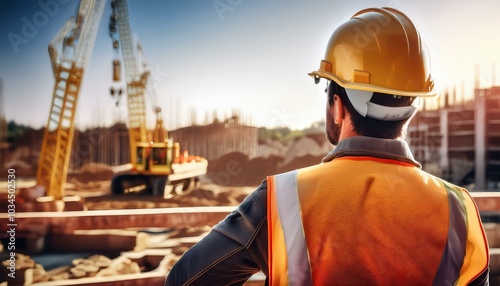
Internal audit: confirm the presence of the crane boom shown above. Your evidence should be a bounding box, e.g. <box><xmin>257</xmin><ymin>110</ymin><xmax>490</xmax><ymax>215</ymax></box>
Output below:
<box><xmin>37</xmin><ymin>0</ymin><xmax>106</xmax><ymax>200</ymax></box>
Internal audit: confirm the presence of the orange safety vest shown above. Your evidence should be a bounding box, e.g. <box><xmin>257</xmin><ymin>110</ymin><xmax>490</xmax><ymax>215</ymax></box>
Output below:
<box><xmin>267</xmin><ymin>156</ymin><xmax>489</xmax><ymax>285</ymax></box>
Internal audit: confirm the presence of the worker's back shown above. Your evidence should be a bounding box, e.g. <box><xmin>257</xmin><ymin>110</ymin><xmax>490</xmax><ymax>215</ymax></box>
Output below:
<box><xmin>268</xmin><ymin>155</ymin><xmax>489</xmax><ymax>285</ymax></box>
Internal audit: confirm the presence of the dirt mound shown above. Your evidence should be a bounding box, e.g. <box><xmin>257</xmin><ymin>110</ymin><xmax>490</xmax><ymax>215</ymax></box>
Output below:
<box><xmin>206</xmin><ymin>151</ymin><xmax>327</xmax><ymax>187</ymax></box>
<box><xmin>68</xmin><ymin>163</ymin><xmax>114</xmax><ymax>183</ymax></box>
<box><xmin>2</xmin><ymin>159</ymin><xmax>37</xmax><ymax>178</ymax></box>
<box><xmin>206</xmin><ymin>152</ymin><xmax>284</xmax><ymax>187</ymax></box>
<box><xmin>206</xmin><ymin>133</ymin><xmax>333</xmax><ymax>187</ymax></box>
<box><xmin>278</xmin><ymin>154</ymin><xmax>325</xmax><ymax>173</ymax></box>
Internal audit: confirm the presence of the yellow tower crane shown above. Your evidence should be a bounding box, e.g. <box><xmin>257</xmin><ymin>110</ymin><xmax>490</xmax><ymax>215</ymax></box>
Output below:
<box><xmin>35</xmin><ymin>0</ymin><xmax>207</xmax><ymax>202</ymax></box>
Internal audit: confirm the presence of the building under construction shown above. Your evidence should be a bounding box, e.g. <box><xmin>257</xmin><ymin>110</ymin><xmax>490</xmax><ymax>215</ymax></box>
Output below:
<box><xmin>407</xmin><ymin>85</ymin><xmax>500</xmax><ymax>191</ymax></box>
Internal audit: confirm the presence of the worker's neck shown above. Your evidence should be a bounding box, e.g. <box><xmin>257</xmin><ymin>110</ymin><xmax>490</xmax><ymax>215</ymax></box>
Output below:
<box><xmin>338</xmin><ymin>114</ymin><xmax>359</xmax><ymax>142</ymax></box>
<box><xmin>338</xmin><ymin>129</ymin><xmax>359</xmax><ymax>142</ymax></box>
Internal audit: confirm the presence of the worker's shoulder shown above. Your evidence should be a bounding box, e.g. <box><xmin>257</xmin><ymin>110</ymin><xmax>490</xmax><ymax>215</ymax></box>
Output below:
<box><xmin>429</xmin><ymin>174</ymin><xmax>476</xmax><ymax>201</ymax></box>
<box><xmin>428</xmin><ymin>174</ymin><xmax>467</xmax><ymax>191</ymax></box>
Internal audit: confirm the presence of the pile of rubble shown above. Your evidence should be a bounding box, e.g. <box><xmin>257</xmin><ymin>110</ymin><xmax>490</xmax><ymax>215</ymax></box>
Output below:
<box><xmin>50</xmin><ymin>255</ymin><xmax>137</xmax><ymax>281</ymax></box>
<box><xmin>0</xmin><ymin>226</ymin><xmax>213</xmax><ymax>285</ymax></box>
<box><xmin>0</xmin><ymin>254</ymin><xmax>48</xmax><ymax>285</ymax></box>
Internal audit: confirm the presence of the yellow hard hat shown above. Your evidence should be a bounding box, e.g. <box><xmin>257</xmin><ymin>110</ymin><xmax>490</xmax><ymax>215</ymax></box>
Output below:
<box><xmin>309</xmin><ymin>7</ymin><xmax>436</xmax><ymax>98</ymax></box>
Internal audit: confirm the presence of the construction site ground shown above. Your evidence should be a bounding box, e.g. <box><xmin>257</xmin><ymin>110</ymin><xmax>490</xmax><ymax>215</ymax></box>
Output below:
<box><xmin>0</xmin><ymin>176</ymin><xmax>265</xmax><ymax>285</ymax></box>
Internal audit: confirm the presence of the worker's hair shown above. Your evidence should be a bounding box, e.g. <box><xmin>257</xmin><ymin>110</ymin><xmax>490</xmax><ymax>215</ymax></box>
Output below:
<box><xmin>328</xmin><ymin>81</ymin><xmax>416</xmax><ymax>139</ymax></box>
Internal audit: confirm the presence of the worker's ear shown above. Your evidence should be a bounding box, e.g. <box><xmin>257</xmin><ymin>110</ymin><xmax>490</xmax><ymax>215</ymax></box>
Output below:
<box><xmin>334</xmin><ymin>94</ymin><xmax>344</xmax><ymax>124</ymax></box>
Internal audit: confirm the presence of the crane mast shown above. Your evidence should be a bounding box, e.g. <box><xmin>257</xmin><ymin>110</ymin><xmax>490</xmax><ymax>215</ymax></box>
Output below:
<box><xmin>37</xmin><ymin>0</ymin><xmax>106</xmax><ymax>200</ymax></box>
<box><xmin>110</xmin><ymin>0</ymin><xmax>148</xmax><ymax>166</ymax></box>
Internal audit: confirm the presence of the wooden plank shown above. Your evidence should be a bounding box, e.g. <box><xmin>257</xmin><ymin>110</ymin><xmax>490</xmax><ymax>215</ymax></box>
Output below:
<box><xmin>471</xmin><ymin>192</ymin><xmax>500</xmax><ymax>212</ymax></box>
<box><xmin>0</xmin><ymin>207</ymin><xmax>234</xmax><ymax>234</ymax></box>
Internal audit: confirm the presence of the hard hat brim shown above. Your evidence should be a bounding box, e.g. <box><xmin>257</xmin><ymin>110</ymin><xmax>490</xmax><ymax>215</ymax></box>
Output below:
<box><xmin>308</xmin><ymin>70</ymin><xmax>437</xmax><ymax>98</ymax></box>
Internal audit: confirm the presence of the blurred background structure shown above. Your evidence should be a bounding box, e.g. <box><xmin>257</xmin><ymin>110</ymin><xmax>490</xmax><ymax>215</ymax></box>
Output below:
<box><xmin>408</xmin><ymin>80</ymin><xmax>500</xmax><ymax>191</ymax></box>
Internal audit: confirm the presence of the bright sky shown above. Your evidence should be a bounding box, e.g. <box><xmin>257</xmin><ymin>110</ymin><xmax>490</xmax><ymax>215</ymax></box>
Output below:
<box><xmin>1</xmin><ymin>0</ymin><xmax>500</xmax><ymax>130</ymax></box>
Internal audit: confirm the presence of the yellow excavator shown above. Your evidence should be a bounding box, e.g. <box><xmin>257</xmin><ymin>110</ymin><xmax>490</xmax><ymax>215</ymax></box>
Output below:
<box><xmin>36</xmin><ymin>0</ymin><xmax>207</xmax><ymax>201</ymax></box>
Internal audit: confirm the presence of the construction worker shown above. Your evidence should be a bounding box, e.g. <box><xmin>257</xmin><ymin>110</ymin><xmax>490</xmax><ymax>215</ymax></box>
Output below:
<box><xmin>165</xmin><ymin>7</ymin><xmax>489</xmax><ymax>285</ymax></box>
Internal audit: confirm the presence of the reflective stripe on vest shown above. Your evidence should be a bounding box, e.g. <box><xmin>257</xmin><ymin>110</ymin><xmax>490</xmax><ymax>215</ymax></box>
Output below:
<box><xmin>433</xmin><ymin>181</ymin><xmax>467</xmax><ymax>285</ymax></box>
<box><xmin>267</xmin><ymin>161</ymin><xmax>489</xmax><ymax>285</ymax></box>
<box><xmin>268</xmin><ymin>171</ymin><xmax>312</xmax><ymax>286</ymax></box>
